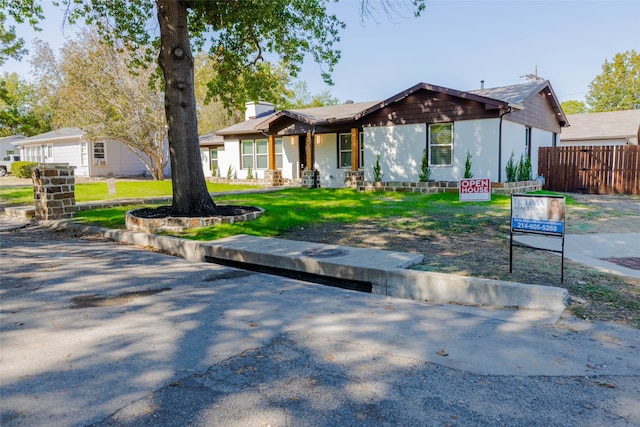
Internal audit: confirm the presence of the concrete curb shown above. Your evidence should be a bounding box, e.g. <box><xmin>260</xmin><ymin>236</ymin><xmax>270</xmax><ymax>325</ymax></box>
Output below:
<box><xmin>40</xmin><ymin>219</ymin><xmax>568</xmax><ymax>312</ymax></box>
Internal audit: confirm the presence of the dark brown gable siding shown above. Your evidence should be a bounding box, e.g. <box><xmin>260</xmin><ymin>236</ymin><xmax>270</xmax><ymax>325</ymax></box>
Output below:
<box><xmin>362</xmin><ymin>90</ymin><xmax>500</xmax><ymax>127</ymax></box>
<box><xmin>506</xmin><ymin>90</ymin><xmax>562</xmax><ymax>133</ymax></box>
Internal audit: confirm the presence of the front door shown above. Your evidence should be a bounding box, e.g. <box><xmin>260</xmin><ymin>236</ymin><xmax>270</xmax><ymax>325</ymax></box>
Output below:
<box><xmin>298</xmin><ymin>135</ymin><xmax>307</xmax><ymax>178</ymax></box>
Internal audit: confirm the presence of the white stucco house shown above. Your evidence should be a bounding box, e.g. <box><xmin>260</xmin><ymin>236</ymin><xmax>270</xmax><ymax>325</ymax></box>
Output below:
<box><xmin>14</xmin><ymin>128</ymin><xmax>162</xmax><ymax>178</ymax></box>
<box><xmin>212</xmin><ymin>80</ymin><xmax>568</xmax><ymax>188</ymax></box>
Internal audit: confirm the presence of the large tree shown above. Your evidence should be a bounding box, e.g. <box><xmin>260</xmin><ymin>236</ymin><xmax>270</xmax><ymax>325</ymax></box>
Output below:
<box><xmin>0</xmin><ymin>11</ymin><xmax>26</xmax><ymax>65</ymax></box>
<box><xmin>586</xmin><ymin>50</ymin><xmax>640</xmax><ymax>112</ymax></box>
<box><xmin>0</xmin><ymin>72</ymin><xmax>51</xmax><ymax>136</ymax></box>
<box><xmin>3</xmin><ymin>0</ymin><xmax>424</xmax><ymax>215</ymax></box>
<box><xmin>560</xmin><ymin>100</ymin><xmax>587</xmax><ymax>115</ymax></box>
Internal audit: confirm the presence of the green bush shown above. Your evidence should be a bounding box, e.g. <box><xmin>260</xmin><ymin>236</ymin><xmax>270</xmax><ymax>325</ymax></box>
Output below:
<box><xmin>419</xmin><ymin>149</ymin><xmax>431</xmax><ymax>182</ymax></box>
<box><xmin>373</xmin><ymin>155</ymin><xmax>383</xmax><ymax>182</ymax></box>
<box><xmin>11</xmin><ymin>161</ymin><xmax>38</xmax><ymax>178</ymax></box>
<box><xmin>505</xmin><ymin>152</ymin><xmax>517</xmax><ymax>182</ymax></box>
<box><xmin>464</xmin><ymin>150</ymin><xmax>474</xmax><ymax>179</ymax></box>
<box><xmin>517</xmin><ymin>154</ymin><xmax>532</xmax><ymax>181</ymax></box>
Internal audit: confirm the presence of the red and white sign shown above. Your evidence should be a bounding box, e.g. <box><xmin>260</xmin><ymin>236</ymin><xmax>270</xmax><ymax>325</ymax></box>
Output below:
<box><xmin>459</xmin><ymin>178</ymin><xmax>491</xmax><ymax>202</ymax></box>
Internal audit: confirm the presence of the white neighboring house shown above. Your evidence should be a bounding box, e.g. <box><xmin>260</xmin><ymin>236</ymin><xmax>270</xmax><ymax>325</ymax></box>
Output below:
<box><xmin>560</xmin><ymin>110</ymin><xmax>640</xmax><ymax>146</ymax></box>
<box><xmin>215</xmin><ymin>80</ymin><xmax>568</xmax><ymax>187</ymax></box>
<box><xmin>15</xmin><ymin>128</ymin><xmax>151</xmax><ymax>177</ymax></box>
<box><xmin>0</xmin><ymin>135</ymin><xmax>25</xmax><ymax>158</ymax></box>
<box><xmin>199</xmin><ymin>131</ymin><xmax>225</xmax><ymax>178</ymax></box>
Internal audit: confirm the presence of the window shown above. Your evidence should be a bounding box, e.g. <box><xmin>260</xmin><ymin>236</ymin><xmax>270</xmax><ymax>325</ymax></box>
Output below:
<box><xmin>241</xmin><ymin>138</ymin><xmax>282</xmax><ymax>169</ymax></box>
<box><xmin>359</xmin><ymin>133</ymin><xmax>364</xmax><ymax>168</ymax></box>
<box><xmin>210</xmin><ymin>148</ymin><xmax>219</xmax><ymax>175</ymax></box>
<box><xmin>93</xmin><ymin>142</ymin><xmax>106</xmax><ymax>165</ymax></box>
<box><xmin>339</xmin><ymin>133</ymin><xmax>352</xmax><ymax>168</ymax></box>
<box><xmin>241</xmin><ymin>140</ymin><xmax>254</xmax><ymax>169</ymax></box>
<box><xmin>338</xmin><ymin>132</ymin><xmax>363</xmax><ymax>168</ymax></box>
<box><xmin>255</xmin><ymin>139</ymin><xmax>268</xmax><ymax>169</ymax></box>
<box><xmin>80</xmin><ymin>142</ymin><xmax>88</xmax><ymax>167</ymax></box>
<box><xmin>275</xmin><ymin>138</ymin><xmax>283</xmax><ymax>168</ymax></box>
<box><xmin>428</xmin><ymin>123</ymin><xmax>453</xmax><ymax>166</ymax></box>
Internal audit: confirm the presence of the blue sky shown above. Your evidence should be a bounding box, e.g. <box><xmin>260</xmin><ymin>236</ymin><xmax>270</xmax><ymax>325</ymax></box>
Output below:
<box><xmin>2</xmin><ymin>0</ymin><xmax>639</xmax><ymax>106</ymax></box>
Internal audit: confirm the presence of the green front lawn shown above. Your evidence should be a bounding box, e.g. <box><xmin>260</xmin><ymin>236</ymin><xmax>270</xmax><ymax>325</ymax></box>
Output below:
<box><xmin>73</xmin><ymin>188</ymin><xmax>516</xmax><ymax>240</ymax></box>
<box><xmin>0</xmin><ymin>180</ymin><xmax>260</xmax><ymax>207</ymax></box>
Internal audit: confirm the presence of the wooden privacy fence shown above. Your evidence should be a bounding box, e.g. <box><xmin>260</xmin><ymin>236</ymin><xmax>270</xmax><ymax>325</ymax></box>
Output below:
<box><xmin>538</xmin><ymin>145</ymin><xmax>640</xmax><ymax>195</ymax></box>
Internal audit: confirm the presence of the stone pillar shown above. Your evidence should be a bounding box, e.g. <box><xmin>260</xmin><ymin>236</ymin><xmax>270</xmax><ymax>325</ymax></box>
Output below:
<box><xmin>301</xmin><ymin>169</ymin><xmax>319</xmax><ymax>188</ymax></box>
<box><xmin>32</xmin><ymin>163</ymin><xmax>75</xmax><ymax>220</ymax></box>
<box><xmin>263</xmin><ymin>169</ymin><xmax>283</xmax><ymax>187</ymax></box>
<box><xmin>345</xmin><ymin>170</ymin><xmax>364</xmax><ymax>189</ymax></box>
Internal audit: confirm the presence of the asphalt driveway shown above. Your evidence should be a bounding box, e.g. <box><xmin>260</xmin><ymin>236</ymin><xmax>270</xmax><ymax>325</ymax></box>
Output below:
<box><xmin>1</xmin><ymin>225</ymin><xmax>639</xmax><ymax>426</ymax></box>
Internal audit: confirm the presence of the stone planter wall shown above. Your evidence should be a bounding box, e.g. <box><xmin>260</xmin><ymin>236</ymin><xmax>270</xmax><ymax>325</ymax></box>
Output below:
<box><xmin>126</xmin><ymin>207</ymin><xmax>265</xmax><ymax>234</ymax></box>
<box><xmin>345</xmin><ymin>172</ymin><xmax>542</xmax><ymax>195</ymax></box>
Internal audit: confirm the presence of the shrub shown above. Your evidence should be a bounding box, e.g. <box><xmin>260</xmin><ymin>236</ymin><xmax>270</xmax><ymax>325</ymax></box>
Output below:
<box><xmin>419</xmin><ymin>149</ymin><xmax>431</xmax><ymax>182</ymax></box>
<box><xmin>464</xmin><ymin>150</ymin><xmax>473</xmax><ymax>179</ymax></box>
<box><xmin>517</xmin><ymin>154</ymin><xmax>532</xmax><ymax>181</ymax></box>
<box><xmin>505</xmin><ymin>152</ymin><xmax>517</xmax><ymax>182</ymax></box>
<box><xmin>11</xmin><ymin>161</ymin><xmax>38</xmax><ymax>178</ymax></box>
<box><xmin>373</xmin><ymin>155</ymin><xmax>383</xmax><ymax>182</ymax></box>
<box><xmin>226</xmin><ymin>165</ymin><xmax>234</xmax><ymax>180</ymax></box>
<box><xmin>246</xmin><ymin>165</ymin><xmax>254</xmax><ymax>180</ymax></box>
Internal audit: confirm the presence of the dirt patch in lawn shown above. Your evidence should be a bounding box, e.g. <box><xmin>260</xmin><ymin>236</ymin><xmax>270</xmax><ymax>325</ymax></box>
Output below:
<box><xmin>281</xmin><ymin>194</ymin><xmax>640</xmax><ymax>329</ymax></box>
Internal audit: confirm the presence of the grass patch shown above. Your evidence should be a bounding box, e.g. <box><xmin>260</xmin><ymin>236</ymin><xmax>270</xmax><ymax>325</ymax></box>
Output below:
<box><xmin>0</xmin><ymin>180</ymin><xmax>260</xmax><ymax>206</ymax></box>
<box><xmin>73</xmin><ymin>188</ymin><xmax>514</xmax><ymax>240</ymax></box>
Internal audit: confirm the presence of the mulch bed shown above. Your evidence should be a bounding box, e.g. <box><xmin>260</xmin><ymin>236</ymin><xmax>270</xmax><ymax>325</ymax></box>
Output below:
<box><xmin>134</xmin><ymin>205</ymin><xmax>261</xmax><ymax>218</ymax></box>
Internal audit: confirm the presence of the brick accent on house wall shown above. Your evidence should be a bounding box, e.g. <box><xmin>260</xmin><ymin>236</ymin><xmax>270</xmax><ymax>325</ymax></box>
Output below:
<box><xmin>32</xmin><ymin>163</ymin><xmax>76</xmax><ymax>220</ymax></box>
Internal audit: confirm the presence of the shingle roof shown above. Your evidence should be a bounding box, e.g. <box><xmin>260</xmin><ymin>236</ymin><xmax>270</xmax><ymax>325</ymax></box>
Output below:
<box><xmin>469</xmin><ymin>81</ymin><xmax>549</xmax><ymax>106</ymax></box>
<box><xmin>20</xmin><ymin>127</ymin><xmax>85</xmax><ymax>144</ymax></box>
<box><xmin>561</xmin><ymin>110</ymin><xmax>640</xmax><ymax>143</ymax></box>
<box><xmin>215</xmin><ymin>80</ymin><xmax>568</xmax><ymax>136</ymax></box>
<box><xmin>199</xmin><ymin>131</ymin><xmax>224</xmax><ymax>146</ymax></box>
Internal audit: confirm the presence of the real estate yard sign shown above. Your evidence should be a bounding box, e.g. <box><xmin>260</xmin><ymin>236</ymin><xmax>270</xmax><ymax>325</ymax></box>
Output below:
<box><xmin>511</xmin><ymin>194</ymin><xmax>565</xmax><ymax>237</ymax></box>
<box><xmin>510</xmin><ymin>194</ymin><xmax>566</xmax><ymax>281</ymax></box>
<box><xmin>459</xmin><ymin>178</ymin><xmax>491</xmax><ymax>202</ymax></box>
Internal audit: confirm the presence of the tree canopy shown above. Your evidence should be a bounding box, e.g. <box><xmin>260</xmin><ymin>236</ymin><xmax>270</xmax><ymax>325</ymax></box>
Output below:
<box><xmin>586</xmin><ymin>50</ymin><xmax>640</xmax><ymax>112</ymax></box>
<box><xmin>0</xmin><ymin>11</ymin><xmax>26</xmax><ymax>65</ymax></box>
<box><xmin>0</xmin><ymin>72</ymin><xmax>51</xmax><ymax>136</ymax></box>
<box><xmin>3</xmin><ymin>0</ymin><xmax>425</xmax><ymax>215</ymax></box>
<box><xmin>560</xmin><ymin>100</ymin><xmax>587</xmax><ymax>115</ymax></box>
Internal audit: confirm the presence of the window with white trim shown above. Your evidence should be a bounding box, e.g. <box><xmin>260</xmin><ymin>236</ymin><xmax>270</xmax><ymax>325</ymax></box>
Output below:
<box><xmin>255</xmin><ymin>138</ymin><xmax>268</xmax><ymax>169</ymax></box>
<box><xmin>339</xmin><ymin>134</ymin><xmax>351</xmax><ymax>168</ymax></box>
<box><xmin>81</xmin><ymin>142</ymin><xmax>88</xmax><ymax>167</ymax></box>
<box><xmin>428</xmin><ymin>123</ymin><xmax>453</xmax><ymax>166</ymax></box>
<box><xmin>209</xmin><ymin>148</ymin><xmax>219</xmax><ymax>175</ymax></box>
<box><xmin>338</xmin><ymin>132</ymin><xmax>363</xmax><ymax>168</ymax></box>
<box><xmin>93</xmin><ymin>142</ymin><xmax>106</xmax><ymax>165</ymax></box>
<box><xmin>241</xmin><ymin>138</ymin><xmax>283</xmax><ymax>169</ymax></box>
<box><xmin>275</xmin><ymin>139</ymin><xmax>283</xmax><ymax>168</ymax></box>
<box><xmin>241</xmin><ymin>140</ymin><xmax>254</xmax><ymax>169</ymax></box>
<box><xmin>359</xmin><ymin>133</ymin><xmax>364</xmax><ymax>168</ymax></box>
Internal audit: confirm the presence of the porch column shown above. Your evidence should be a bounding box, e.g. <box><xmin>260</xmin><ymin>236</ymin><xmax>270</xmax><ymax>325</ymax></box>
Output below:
<box><xmin>305</xmin><ymin>131</ymin><xmax>313</xmax><ymax>171</ymax></box>
<box><xmin>351</xmin><ymin>128</ymin><xmax>359</xmax><ymax>171</ymax></box>
<box><xmin>268</xmin><ymin>134</ymin><xmax>276</xmax><ymax>170</ymax></box>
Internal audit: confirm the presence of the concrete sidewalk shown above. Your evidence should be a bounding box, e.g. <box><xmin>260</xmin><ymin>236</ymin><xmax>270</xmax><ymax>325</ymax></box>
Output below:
<box><xmin>1</xmin><ymin>228</ymin><xmax>639</xmax><ymax>426</ymax></box>
<box><xmin>513</xmin><ymin>233</ymin><xmax>640</xmax><ymax>279</ymax></box>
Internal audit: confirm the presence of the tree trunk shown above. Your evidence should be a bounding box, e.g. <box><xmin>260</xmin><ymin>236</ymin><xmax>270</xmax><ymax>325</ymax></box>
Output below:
<box><xmin>156</xmin><ymin>0</ymin><xmax>217</xmax><ymax>215</ymax></box>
